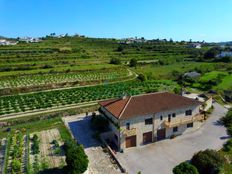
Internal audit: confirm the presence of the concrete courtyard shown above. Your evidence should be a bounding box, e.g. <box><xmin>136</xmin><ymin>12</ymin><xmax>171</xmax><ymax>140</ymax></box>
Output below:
<box><xmin>116</xmin><ymin>103</ymin><xmax>228</xmax><ymax>174</ymax></box>
<box><xmin>63</xmin><ymin>114</ymin><xmax>120</xmax><ymax>174</ymax></box>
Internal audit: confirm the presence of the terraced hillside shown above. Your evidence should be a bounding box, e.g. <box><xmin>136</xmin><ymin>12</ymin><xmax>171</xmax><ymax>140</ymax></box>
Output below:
<box><xmin>0</xmin><ymin>36</ymin><xmax>200</xmax><ymax>77</ymax></box>
<box><xmin>1</xmin><ymin>36</ymin><xmax>230</xmax><ymax>119</ymax></box>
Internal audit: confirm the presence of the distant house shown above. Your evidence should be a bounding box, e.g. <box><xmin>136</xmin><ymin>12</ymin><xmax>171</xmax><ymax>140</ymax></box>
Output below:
<box><xmin>184</xmin><ymin>71</ymin><xmax>201</xmax><ymax>78</ymax></box>
<box><xmin>188</xmin><ymin>43</ymin><xmax>202</xmax><ymax>49</ymax></box>
<box><xmin>99</xmin><ymin>92</ymin><xmax>203</xmax><ymax>151</ymax></box>
<box><xmin>0</xmin><ymin>39</ymin><xmax>17</xmax><ymax>46</ymax></box>
<box><xmin>216</xmin><ymin>51</ymin><xmax>232</xmax><ymax>58</ymax></box>
<box><xmin>119</xmin><ymin>37</ymin><xmax>147</xmax><ymax>44</ymax></box>
<box><xmin>19</xmin><ymin>37</ymin><xmax>41</xmax><ymax>43</ymax></box>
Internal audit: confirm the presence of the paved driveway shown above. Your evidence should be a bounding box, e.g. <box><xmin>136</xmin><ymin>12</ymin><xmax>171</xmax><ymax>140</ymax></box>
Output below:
<box><xmin>116</xmin><ymin>103</ymin><xmax>228</xmax><ymax>174</ymax></box>
<box><xmin>63</xmin><ymin>115</ymin><xmax>120</xmax><ymax>174</ymax></box>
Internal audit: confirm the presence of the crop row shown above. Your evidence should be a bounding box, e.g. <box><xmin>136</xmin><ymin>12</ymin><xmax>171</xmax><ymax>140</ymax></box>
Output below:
<box><xmin>0</xmin><ymin>80</ymin><xmax>178</xmax><ymax>116</ymax></box>
<box><xmin>3</xmin><ymin>130</ymin><xmax>29</xmax><ymax>174</ymax></box>
<box><xmin>0</xmin><ymin>68</ymin><xmax>130</xmax><ymax>89</ymax></box>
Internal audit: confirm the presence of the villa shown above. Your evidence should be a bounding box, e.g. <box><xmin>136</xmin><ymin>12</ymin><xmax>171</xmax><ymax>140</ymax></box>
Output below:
<box><xmin>99</xmin><ymin>92</ymin><xmax>204</xmax><ymax>151</ymax></box>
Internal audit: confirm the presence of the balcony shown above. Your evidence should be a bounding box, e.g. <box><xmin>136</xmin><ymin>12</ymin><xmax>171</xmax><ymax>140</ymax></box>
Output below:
<box><xmin>164</xmin><ymin>114</ymin><xmax>204</xmax><ymax>128</ymax></box>
<box><xmin>122</xmin><ymin>128</ymin><xmax>136</xmax><ymax>137</ymax></box>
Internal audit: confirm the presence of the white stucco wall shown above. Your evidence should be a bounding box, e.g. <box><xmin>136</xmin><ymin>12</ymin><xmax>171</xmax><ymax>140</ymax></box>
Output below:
<box><xmin>100</xmin><ymin>107</ymin><xmax>120</xmax><ymax>147</ymax></box>
<box><xmin>101</xmin><ymin>104</ymin><xmax>201</xmax><ymax>151</ymax></box>
<box><xmin>154</xmin><ymin>105</ymin><xmax>200</xmax><ymax>138</ymax></box>
<box><xmin>119</xmin><ymin>104</ymin><xmax>201</xmax><ymax>150</ymax></box>
<box><xmin>119</xmin><ymin>114</ymin><xmax>154</xmax><ymax>150</ymax></box>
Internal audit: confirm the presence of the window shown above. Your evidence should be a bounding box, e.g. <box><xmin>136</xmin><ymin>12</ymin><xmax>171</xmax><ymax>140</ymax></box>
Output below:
<box><xmin>168</xmin><ymin>114</ymin><xmax>171</xmax><ymax>122</ymax></box>
<box><xmin>185</xmin><ymin>110</ymin><xmax>192</xmax><ymax>116</ymax></box>
<box><xmin>145</xmin><ymin>118</ymin><xmax>153</xmax><ymax>125</ymax></box>
<box><xmin>160</xmin><ymin>116</ymin><xmax>163</xmax><ymax>121</ymax></box>
<box><xmin>126</xmin><ymin>122</ymin><xmax>130</xmax><ymax>130</ymax></box>
<box><xmin>172</xmin><ymin>113</ymin><xmax>176</xmax><ymax>118</ymax></box>
<box><xmin>187</xmin><ymin>123</ymin><xmax>193</xmax><ymax>128</ymax></box>
<box><xmin>173</xmin><ymin>127</ymin><xmax>178</xmax><ymax>132</ymax></box>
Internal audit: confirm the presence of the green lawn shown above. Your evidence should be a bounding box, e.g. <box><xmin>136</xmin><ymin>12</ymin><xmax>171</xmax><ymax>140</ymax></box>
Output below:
<box><xmin>198</xmin><ymin>71</ymin><xmax>228</xmax><ymax>83</ymax></box>
<box><xmin>216</xmin><ymin>75</ymin><xmax>232</xmax><ymax>91</ymax></box>
<box><xmin>134</xmin><ymin>62</ymin><xmax>228</xmax><ymax>80</ymax></box>
<box><xmin>192</xmin><ymin>71</ymin><xmax>232</xmax><ymax>92</ymax></box>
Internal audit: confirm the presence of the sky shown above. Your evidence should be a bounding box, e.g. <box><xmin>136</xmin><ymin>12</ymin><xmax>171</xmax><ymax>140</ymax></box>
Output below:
<box><xmin>0</xmin><ymin>0</ymin><xmax>232</xmax><ymax>42</ymax></box>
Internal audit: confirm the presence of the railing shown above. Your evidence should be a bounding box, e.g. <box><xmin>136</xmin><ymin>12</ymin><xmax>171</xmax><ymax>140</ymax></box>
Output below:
<box><xmin>122</xmin><ymin>128</ymin><xmax>136</xmax><ymax>137</ymax></box>
<box><xmin>164</xmin><ymin>114</ymin><xmax>204</xmax><ymax>128</ymax></box>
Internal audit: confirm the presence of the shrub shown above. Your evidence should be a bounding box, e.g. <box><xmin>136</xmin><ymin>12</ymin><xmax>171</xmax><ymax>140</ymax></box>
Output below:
<box><xmin>221</xmin><ymin>110</ymin><xmax>232</xmax><ymax>128</ymax></box>
<box><xmin>32</xmin><ymin>134</ymin><xmax>39</xmax><ymax>142</ymax></box>
<box><xmin>226</xmin><ymin>126</ymin><xmax>232</xmax><ymax>137</ymax></box>
<box><xmin>137</xmin><ymin>73</ymin><xmax>146</xmax><ymax>82</ymax></box>
<box><xmin>64</xmin><ymin>140</ymin><xmax>88</xmax><ymax>174</ymax></box>
<box><xmin>203</xmin><ymin>47</ymin><xmax>221</xmax><ymax>59</ymax></box>
<box><xmin>191</xmin><ymin>149</ymin><xmax>225</xmax><ymax>174</ymax></box>
<box><xmin>129</xmin><ymin>58</ymin><xmax>137</xmax><ymax>67</ymax></box>
<box><xmin>91</xmin><ymin>116</ymin><xmax>109</xmax><ymax>132</ymax></box>
<box><xmin>173</xmin><ymin>162</ymin><xmax>199</xmax><ymax>174</ymax></box>
<box><xmin>110</xmin><ymin>58</ymin><xmax>121</xmax><ymax>65</ymax></box>
<box><xmin>32</xmin><ymin>134</ymin><xmax>40</xmax><ymax>154</ymax></box>
<box><xmin>174</xmin><ymin>87</ymin><xmax>181</xmax><ymax>94</ymax></box>
<box><xmin>223</xmin><ymin>139</ymin><xmax>232</xmax><ymax>152</ymax></box>
<box><xmin>42</xmin><ymin>64</ymin><xmax>54</xmax><ymax>69</ymax></box>
<box><xmin>221</xmin><ymin>110</ymin><xmax>232</xmax><ymax>137</ymax></box>
<box><xmin>12</xmin><ymin>159</ymin><xmax>21</xmax><ymax>173</ymax></box>
<box><xmin>116</xmin><ymin>45</ymin><xmax>124</xmax><ymax>52</ymax></box>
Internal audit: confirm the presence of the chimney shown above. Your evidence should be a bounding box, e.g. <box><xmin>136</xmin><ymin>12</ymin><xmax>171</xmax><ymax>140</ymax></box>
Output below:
<box><xmin>121</xmin><ymin>93</ymin><xmax>127</xmax><ymax>100</ymax></box>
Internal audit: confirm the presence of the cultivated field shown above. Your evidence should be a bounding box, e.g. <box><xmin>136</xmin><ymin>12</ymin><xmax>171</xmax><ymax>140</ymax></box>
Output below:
<box><xmin>0</xmin><ymin>80</ymin><xmax>178</xmax><ymax>116</ymax></box>
<box><xmin>1</xmin><ymin>128</ymin><xmax>65</xmax><ymax>174</ymax></box>
<box><xmin>0</xmin><ymin>68</ymin><xmax>131</xmax><ymax>90</ymax></box>
<box><xmin>3</xmin><ymin>130</ymin><xmax>29</xmax><ymax>174</ymax></box>
<box><xmin>31</xmin><ymin>129</ymin><xmax>65</xmax><ymax>171</ymax></box>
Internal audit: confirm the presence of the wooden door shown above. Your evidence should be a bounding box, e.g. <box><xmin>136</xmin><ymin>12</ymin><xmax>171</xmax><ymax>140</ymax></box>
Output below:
<box><xmin>143</xmin><ymin>131</ymin><xmax>153</xmax><ymax>144</ymax></box>
<box><xmin>126</xmin><ymin>135</ymin><xmax>136</xmax><ymax>148</ymax></box>
<box><xmin>157</xmin><ymin>128</ymin><xmax>166</xmax><ymax>140</ymax></box>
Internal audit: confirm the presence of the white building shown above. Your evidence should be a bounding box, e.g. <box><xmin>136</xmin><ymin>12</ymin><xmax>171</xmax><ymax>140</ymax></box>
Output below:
<box><xmin>19</xmin><ymin>37</ymin><xmax>41</xmax><ymax>43</ymax></box>
<box><xmin>99</xmin><ymin>92</ymin><xmax>204</xmax><ymax>151</ymax></box>
<box><xmin>0</xmin><ymin>39</ymin><xmax>17</xmax><ymax>46</ymax></box>
<box><xmin>188</xmin><ymin>43</ymin><xmax>202</xmax><ymax>49</ymax></box>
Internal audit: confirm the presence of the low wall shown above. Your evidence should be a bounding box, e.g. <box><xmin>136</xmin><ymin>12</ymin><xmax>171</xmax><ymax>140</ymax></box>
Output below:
<box><xmin>100</xmin><ymin>132</ymin><xmax>126</xmax><ymax>173</ymax></box>
<box><xmin>203</xmin><ymin>97</ymin><xmax>213</xmax><ymax>111</ymax></box>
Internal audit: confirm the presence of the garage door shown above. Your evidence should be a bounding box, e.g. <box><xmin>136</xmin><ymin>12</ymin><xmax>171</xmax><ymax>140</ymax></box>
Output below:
<box><xmin>143</xmin><ymin>131</ymin><xmax>153</xmax><ymax>144</ymax></box>
<box><xmin>126</xmin><ymin>135</ymin><xmax>136</xmax><ymax>148</ymax></box>
<box><xmin>157</xmin><ymin>128</ymin><xmax>166</xmax><ymax>141</ymax></box>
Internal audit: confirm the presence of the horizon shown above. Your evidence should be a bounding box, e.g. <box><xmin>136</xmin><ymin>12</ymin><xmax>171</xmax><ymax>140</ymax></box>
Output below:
<box><xmin>1</xmin><ymin>34</ymin><xmax>230</xmax><ymax>44</ymax></box>
<box><xmin>1</xmin><ymin>0</ymin><xmax>232</xmax><ymax>42</ymax></box>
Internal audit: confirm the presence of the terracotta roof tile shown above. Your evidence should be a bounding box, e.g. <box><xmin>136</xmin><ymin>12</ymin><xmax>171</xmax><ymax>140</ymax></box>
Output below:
<box><xmin>99</xmin><ymin>97</ymin><xmax>130</xmax><ymax>119</ymax></box>
<box><xmin>99</xmin><ymin>92</ymin><xmax>202</xmax><ymax>120</ymax></box>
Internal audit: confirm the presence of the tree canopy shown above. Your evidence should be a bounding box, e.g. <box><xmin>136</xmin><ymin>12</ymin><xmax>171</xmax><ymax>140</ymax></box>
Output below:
<box><xmin>64</xmin><ymin>140</ymin><xmax>89</xmax><ymax>174</ymax></box>
<box><xmin>129</xmin><ymin>58</ymin><xmax>138</xmax><ymax>67</ymax></box>
<box><xmin>191</xmin><ymin>149</ymin><xmax>225</xmax><ymax>174</ymax></box>
<box><xmin>173</xmin><ymin>162</ymin><xmax>199</xmax><ymax>174</ymax></box>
